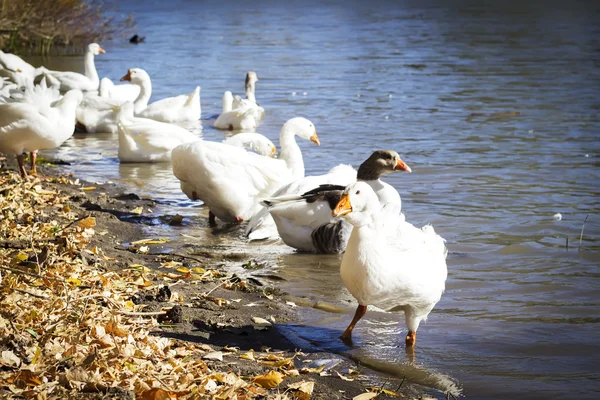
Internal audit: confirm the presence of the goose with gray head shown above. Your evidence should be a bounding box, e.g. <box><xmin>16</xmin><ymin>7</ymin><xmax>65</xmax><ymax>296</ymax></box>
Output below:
<box><xmin>231</xmin><ymin>71</ymin><xmax>265</xmax><ymax>120</ymax></box>
<box><xmin>120</xmin><ymin>68</ymin><xmax>201</xmax><ymax>123</ymax></box>
<box><xmin>246</xmin><ymin>150</ymin><xmax>411</xmax><ymax>253</ymax></box>
<box><xmin>172</xmin><ymin>117</ymin><xmax>319</xmax><ymax>225</ymax></box>
<box><xmin>39</xmin><ymin>43</ymin><xmax>105</xmax><ymax>92</ymax></box>
<box><xmin>332</xmin><ymin>181</ymin><xmax>447</xmax><ymax>347</ymax></box>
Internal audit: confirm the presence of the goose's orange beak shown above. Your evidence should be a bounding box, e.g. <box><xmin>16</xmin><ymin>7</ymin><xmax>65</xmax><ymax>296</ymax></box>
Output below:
<box><xmin>394</xmin><ymin>158</ymin><xmax>412</xmax><ymax>172</ymax></box>
<box><xmin>98</xmin><ymin>46</ymin><xmax>106</xmax><ymax>54</ymax></box>
<box><xmin>120</xmin><ymin>70</ymin><xmax>132</xmax><ymax>82</ymax></box>
<box><xmin>310</xmin><ymin>131</ymin><xmax>320</xmax><ymax>146</ymax></box>
<box><xmin>332</xmin><ymin>194</ymin><xmax>352</xmax><ymax>217</ymax></box>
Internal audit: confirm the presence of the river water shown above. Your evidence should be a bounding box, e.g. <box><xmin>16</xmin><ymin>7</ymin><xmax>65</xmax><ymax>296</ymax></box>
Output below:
<box><xmin>26</xmin><ymin>0</ymin><xmax>600</xmax><ymax>398</ymax></box>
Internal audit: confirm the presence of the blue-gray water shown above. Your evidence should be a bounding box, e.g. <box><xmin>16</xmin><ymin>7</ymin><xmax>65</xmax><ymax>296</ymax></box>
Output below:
<box><xmin>30</xmin><ymin>0</ymin><xmax>600</xmax><ymax>398</ymax></box>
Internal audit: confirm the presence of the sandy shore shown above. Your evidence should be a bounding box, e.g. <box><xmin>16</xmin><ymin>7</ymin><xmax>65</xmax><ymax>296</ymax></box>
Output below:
<box><xmin>0</xmin><ymin>158</ymin><xmax>421</xmax><ymax>399</ymax></box>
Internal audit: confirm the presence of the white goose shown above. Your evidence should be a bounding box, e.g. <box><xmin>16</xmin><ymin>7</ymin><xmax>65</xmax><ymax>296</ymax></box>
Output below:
<box><xmin>120</xmin><ymin>68</ymin><xmax>201</xmax><ymax>123</ymax></box>
<box><xmin>0</xmin><ymin>85</ymin><xmax>83</xmax><ymax>177</ymax></box>
<box><xmin>99</xmin><ymin>77</ymin><xmax>140</xmax><ymax>103</ymax></box>
<box><xmin>223</xmin><ymin>132</ymin><xmax>276</xmax><ymax>157</ymax></box>
<box><xmin>0</xmin><ymin>50</ymin><xmax>46</xmax><ymax>87</ymax></box>
<box><xmin>332</xmin><ymin>181</ymin><xmax>448</xmax><ymax>347</ymax></box>
<box><xmin>172</xmin><ymin>117</ymin><xmax>319</xmax><ymax>225</ymax></box>
<box><xmin>214</xmin><ymin>91</ymin><xmax>257</xmax><ymax>131</ymax></box>
<box><xmin>246</xmin><ymin>150</ymin><xmax>412</xmax><ymax>253</ymax></box>
<box><xmin>40</xmin><ymin>43</ymin><xmax>105</xmax><ymax>92</ymax></box>
<box><xmin>117</xmin><ymin>102</ymin><xmax>199</xmax><ymax>163</ymax></box>
<box><xmin>231</xmin><ymin>71</ymin><xmax>265</xmax><ymax>120</ymax></box>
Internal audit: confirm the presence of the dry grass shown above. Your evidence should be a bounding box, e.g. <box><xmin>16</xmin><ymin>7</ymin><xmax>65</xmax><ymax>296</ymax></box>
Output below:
<box><xmin>0</xmin><ymin>0</ymin><xmax>134</xmax><ymax>54</ymax></box>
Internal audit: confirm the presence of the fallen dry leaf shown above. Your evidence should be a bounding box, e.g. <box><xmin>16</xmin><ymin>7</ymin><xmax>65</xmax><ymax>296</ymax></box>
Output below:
<box><xmin>353</xmin><ymin>392</ymin><xmax>379</xmax><ymax>400</ymax></box>
<box><xmin>253</xmin><ymin>370</ymin><xmax>284</xmax><ymax>389</ymax></box>
<box><xmin>139</xmin><ymin>387</ymin><xmax>173</xmax><ymax>400</ymax></box>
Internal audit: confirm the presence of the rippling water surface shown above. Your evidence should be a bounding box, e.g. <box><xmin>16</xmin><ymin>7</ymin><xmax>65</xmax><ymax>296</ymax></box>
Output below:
<box><xmin>28</xmin><ymin>0</ymin><xmax>600</xmax><ymax>398</ymax></box>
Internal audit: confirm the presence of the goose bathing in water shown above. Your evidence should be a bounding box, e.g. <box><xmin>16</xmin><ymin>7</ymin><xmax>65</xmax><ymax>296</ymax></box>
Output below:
<box><xmin>332</xmin><ymin>181</ymin><xmax>447</xmax><ymax>347</ymax></box>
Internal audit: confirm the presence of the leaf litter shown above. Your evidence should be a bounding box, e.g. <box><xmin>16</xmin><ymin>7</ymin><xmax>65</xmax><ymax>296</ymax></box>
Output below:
<box><xmin>0</xmin><ymin>169</ymin><xmax>411</xmax><ymax>399</ymax></box>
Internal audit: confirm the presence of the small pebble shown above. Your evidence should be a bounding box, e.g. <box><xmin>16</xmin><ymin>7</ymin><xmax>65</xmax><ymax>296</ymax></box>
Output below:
<box><xmin>291</xmin><ymin>92</ymin><xmax>296</xmax><ymax>96</ymax></box>
<box><xmin>302</xmin><ymin>91</ymin><xmax>308</xmax><ymax>96</ymax></box>
<box><xmin>585</xmin><ymin>154</ymin><xmax>589</xmax><ymax>158</ymax></box>
<box><xmin>553</xmin><ymin>213</ymin><xmax>562</xmax><ymax>221</ymax></box>
<box><xmin>384</xmin><ymin>115</ymin><xmax>389</xmax><ymax>119</ymax></box>
<box><xmin>388</xmin><ymin>94</ymin><xmax>393</xmax><ymax>98</ymax></box>
<box><xmin>356</xmin><ymin>93</ymin><xmax>361</xmax><ymax>97</ymax></box>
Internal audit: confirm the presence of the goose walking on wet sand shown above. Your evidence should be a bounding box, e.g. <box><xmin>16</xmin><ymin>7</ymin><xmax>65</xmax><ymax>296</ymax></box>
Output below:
<box><xmin>332</xmin><ymin>181</ymin><xmax>447</xmax><ymax>347</ymax></box>
<box><xmin>246</xmin><ymin>150</ymin><xmax>412</xmax><ymax>252</ymax></box>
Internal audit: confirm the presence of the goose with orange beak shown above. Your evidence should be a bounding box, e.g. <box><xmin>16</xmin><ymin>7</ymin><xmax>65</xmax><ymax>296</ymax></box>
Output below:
<box><xmin>246</xmin><ymin>150</ymin><xmax>411</xmax><ymax>253</ymax></box>
<box><xmin>119</xmin><ymin>67</ymin><xmax>200</xmax><ymax>123</ymax></box>
<box><xmin>172</xmin><ymin>117</ymin><xmax>319</xmax><ymax>225</ymax></box>
<box><xmin>37</xmin><ymin>43</ymin><xmax>105</xmax><ymax>92</ymax></box>
<box><xmin>332</xmin><ymin>181</ymin><xmax>448</xmax><ymax>348</ymax></box>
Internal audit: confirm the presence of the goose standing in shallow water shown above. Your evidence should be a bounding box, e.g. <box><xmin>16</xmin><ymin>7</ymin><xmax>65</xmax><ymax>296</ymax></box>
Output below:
<box><xmin>172</xmin><ymin>117</ymin><xmax>319</xmax><ymax>225</ymax></box>
<box><xmin>120</xmin><ymin>68</ymin><xmax>201</xmax><ymax>123</ymax></box>
<box><xmin>39</xmin><ymin>43</ymin><xmax>105</xmax><ymax>92</ymax></box>
<box><xmin>332</xmin><ymin>181</ymin><xmax>448</xmax><ymax>347</ymax></box>
<box><xmin>246</xmin><ymin>150</ymin><xmax>411</xmax><ymax>252</ymax></box>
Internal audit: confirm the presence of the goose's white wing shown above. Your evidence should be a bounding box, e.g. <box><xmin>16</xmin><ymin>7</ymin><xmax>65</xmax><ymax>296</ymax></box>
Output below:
<box><xmin>118</xmin><ymin>117</ymin><xmax>198</xmax><ymax>162</ymax></box>
<box><xmin>172</xmin><ymin>141</ymin><xmax>292</xmax><ymax>223</ymax></box>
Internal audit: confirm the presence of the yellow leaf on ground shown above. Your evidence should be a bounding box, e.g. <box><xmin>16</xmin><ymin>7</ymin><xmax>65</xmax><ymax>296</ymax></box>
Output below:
<box><xmin>78</xmin><ymin>217</ymin><xmax>96</xmax><ymax>229</ymax></box>
<box><xmin>176</xmin><ymin>267</ymin><xmax>190</xmax><ymax>274</ymax></box>
<box><xmin>81</xmin><ymin>186</ymin><xmax>97</xmax><ymax>191</ymax></box>
<box><xmin>131</xmin><ymin>206</ymin><xmax>143</xmax><ymax>215</ymax></box>
<box><xmin>288</xmin><ymin>380</ymin><xmax>315</xmax><ymax>395</ymax></box>
<box><xmin>353</xmin><ymin>392</ymin><xmax>379</xmax><ymax>400</ymax></box>
<box><xmin>253</xmin><ymin>370</ymin><xmax>284</xmax><ymax>389</ymax></box>
<box><xmin>66</xmin><ymin>277</ymin><xmax>82</xmax><ymax>286</ymax></box>
<box><xmin>240</xmin><ymin>351</ymin><xmax>255</xmax><ymax>361</ymax></box>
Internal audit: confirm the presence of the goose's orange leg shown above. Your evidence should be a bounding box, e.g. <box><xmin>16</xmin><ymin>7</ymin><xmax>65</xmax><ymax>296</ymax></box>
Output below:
<box><xmin>406</xmin><ymin>330</ymin><xmax>417</xmax><ymax>347</ymax></box>
<box><xmin>340</xmin><ymin>304</ymin><xmax>367</xmax><ymax>340</ymax></box>
<box><xmin>29</xmin><ymin>152</ymin><xmax>37</xmax><ymax>175</ymax></box>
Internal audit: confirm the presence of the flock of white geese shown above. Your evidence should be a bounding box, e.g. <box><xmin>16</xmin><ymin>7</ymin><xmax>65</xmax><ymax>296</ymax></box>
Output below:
<box><xmin>0</xmin><ymin>43</ymin><xmax>448</xmax><ymax>348</ymax></box>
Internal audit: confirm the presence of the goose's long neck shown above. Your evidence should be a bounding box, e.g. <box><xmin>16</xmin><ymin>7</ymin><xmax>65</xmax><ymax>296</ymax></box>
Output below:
<box><xmin>83</xmin><ymin>51</ymin><xmax>99</xmax><ymax>88</ymax></box>
<box><xmin>222</xmin><ymin>94</ymin><xmax>232</xmax><ymax>113</ymax></box>
<box><xmin>133</xmin><ymin>77</ymin><xmax>151</xmax><ymax>113</ymax></box>
<box><xmin>245</xmin><ymin>82</ymin><xmax>256</xmax><ymax>103</ymax></box>
<box><xmin>279</xmin><ymin>128</ymin><xmax>304</xmax><ymax>180</ymax></box>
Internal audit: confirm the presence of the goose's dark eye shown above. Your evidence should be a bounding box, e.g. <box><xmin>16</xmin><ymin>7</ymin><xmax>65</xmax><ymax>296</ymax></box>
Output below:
<box><xmin>356</xmin><ymin>190</ymin><xmax>360</xmax><ymax>195</ymax></box>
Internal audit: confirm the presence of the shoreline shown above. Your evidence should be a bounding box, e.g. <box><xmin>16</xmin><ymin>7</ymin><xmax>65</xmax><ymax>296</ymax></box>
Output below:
<box><xmin>0</xmin><ymin>158</ymin><xmax>423</xmax><ymax>399</ymax></box>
